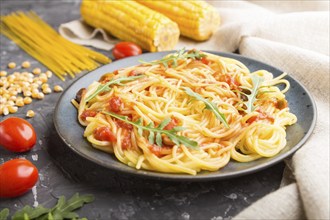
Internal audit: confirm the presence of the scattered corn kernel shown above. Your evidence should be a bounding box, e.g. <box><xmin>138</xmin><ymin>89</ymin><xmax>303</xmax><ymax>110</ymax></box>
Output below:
<box><xmin>32</xmin><ymin>68</ymin><xmax>41</xmax><ymax>75</ymax></box>
<box><xmin>26</xmin><ymin>110</ymin><xmax>35</xmax><ymax>118</ymax></box>
<box><xmin>24</xmin><ymin>91</ymin><xmax>32</xmax><ymax>97</ymax></box>
<box><xmin>0</xmin><ymin>71</ymin><xmax>7</xmax><ymax>77</ymax></box>
<box><xmin>16</xmin><ymin>99</ymin><xmax>25</xmax><ymax>107</ymax></box>
<box><xmin>46</xmin><ymin>70</ymin><xmax>52</xmax><ymax>78</ymax></box>
<box><xmin>23</xmin><ymin>97</ymin><xmax>32</xmax><ymax>104</ymax></box>
<box><xmin>54</xmin><ymin>85</ymin><xmax>63</xmax><ymax>92</ymax></box>
<box><xmin>42</xmin><ymin>87</ymin><xmax>52</xmax><ymax>94</ymax></box>
<box><xmin>9</xmin><ymin>96</ymin><xmax>17</xmax><ymax>102</ymax></box>
<box><xmin>7</xmin><ymin>100</ymin><xmax>15</xmax><ymax>106</ymax></box>
<box><xmin>39</xmin><ymin>76</ymin><xmax>48</xmax><ymax>83</ymax></box>
<box><xmin>8</xmin><ymin>62</ymin><xmax>16</xmax><ymax>69</ymax></box>
<box><xmin>22</xmin><ymin>61</ymin><xmax>31</xmax><ymax>68</ymax></box>
<box><xmin>0</xmin><ymin>65</ymin><xmax>55</xmax><ymax>115</ymax></box>
<box><xmin>41</xmin><ymin>83</ymin><xmax>49</xmax><ymax>90</ymax></box>
<box><xmin>8</xmin><ymin>105</ymin><xmax>18</xmax><ymax>113</ymax></box>
<box><xmin>3</xmin><ymin>106</ymin><xmax>9</xmax><ymax>115</ymax></box>
<box><xmin>37</xmin><ymin>93</ymin><xmax>45</xmax><ymax>99</ymax></box>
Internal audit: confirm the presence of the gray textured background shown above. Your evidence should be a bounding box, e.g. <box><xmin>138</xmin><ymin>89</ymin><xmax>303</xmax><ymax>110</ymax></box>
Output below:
<box><xmin>0</xmin><ymin>1</ymin><xmax>285</xmax><ymax>219</ymax></box>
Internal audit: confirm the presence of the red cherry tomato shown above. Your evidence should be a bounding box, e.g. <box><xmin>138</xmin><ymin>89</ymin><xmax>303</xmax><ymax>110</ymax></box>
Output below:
<box><xmin>0</xmin><ymin>117</ymin><xmax>37</xmax><ymax>152</ymax></box>
<box><xmin>0</xmin><ymin>158</ymin><xmax>39</xmax><ymax>198</ymax></box>
<box><xmin>112</xmin><ymin>42</ymin><xmax>142</xmax><ymax>60</ymax></box>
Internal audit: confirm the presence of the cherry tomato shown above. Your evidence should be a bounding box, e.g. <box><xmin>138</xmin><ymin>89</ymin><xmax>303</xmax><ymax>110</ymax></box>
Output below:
<box><xmin>0</xmin><ymin>158</ymin><xmax>39</xmax><ymax>198</ymax></box>
<box><xmin>0</xmin><ymin>117</ymin><xmax>37</xmax><ymax>152</ymax></box>
<box><xmin>112</xmin><ymin>42</ymin><xmax>142</xmax><ymax>60</ymax></box>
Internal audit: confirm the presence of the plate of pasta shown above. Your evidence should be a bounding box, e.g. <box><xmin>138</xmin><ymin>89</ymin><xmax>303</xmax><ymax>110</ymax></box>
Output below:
<box><xmin>54</xmin><ymin>49</ymin><xmax>316</xmax><ymax>180</ymax></box>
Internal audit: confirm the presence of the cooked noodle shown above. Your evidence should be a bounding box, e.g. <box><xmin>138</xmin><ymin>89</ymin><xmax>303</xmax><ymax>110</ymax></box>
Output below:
<box><xmin>74</xmin><ymin>51</ymin><xmax>297</xmax><ymax>175</ymax></box>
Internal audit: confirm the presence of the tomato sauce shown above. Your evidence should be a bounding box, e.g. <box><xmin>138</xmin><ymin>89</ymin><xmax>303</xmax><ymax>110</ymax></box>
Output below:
<box><xmin>164</xmin><ymin>117</ymin><xmax>180</xmax><ymax>130</ymax></box>
<box><xmin>149</xmin><ymin>144</ymin><xmax>172</xmax><ymax>157</ymax></box>
<box><xmin>219</xmin><ymin>74</ymin><xmax>241</xmax><ymax>90</ymax></box>
<box><xmin>80</xmin><ymin>110</ymin><xmax>97</xmax><ymax>121</ymax></box>
<box><xmin>93</xmin><ymin>127</ymin><xmax>117</xmax><ymax>142</ymax></box>
<box><xmin>108</xmin><ymin>97</ymin><xmax>122</xmax><ymax>113</ymax></box>
<box><xmin>115</xmin><ymin>118</ymin><xmax>133</xmax><ymax>130</ymax></box>
<box><xmin>121</xmin><ymin>134</ymin><xmax>132</xmax><ymax>150</ymax></box>
<box><xmin>200</xmin><ymin>57</ymin><xmax>210</xmax><ymax>65</ymax></box>
<box><xmin>247</xmin><ymin>111</ymin><xmax>274</xmax><ymax>124</ymax></box>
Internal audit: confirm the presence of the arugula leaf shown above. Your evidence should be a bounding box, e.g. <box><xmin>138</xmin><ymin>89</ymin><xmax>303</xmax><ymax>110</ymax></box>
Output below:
<box><xmin>103</xmin><ymin>111</ymin><xmax>199</xmax><ymax>149</ymax></box>
<box><xmin>12</xmin><ymin>205</ymin><xmax>49</xmax><ymax>220</ymax></box>
<box><xmin>240</xmin><ymin>75</ymin><xmax>264</xmax><ymax>113</ymax></box>
<box><xmin>85</xmin><ymin>75</ymin><xmax>144</xmax><ymax>102</ymax></box>
<box><xmin>0</xmin><ymin>208</ymin><xmax>9</xmax><ymax>220</ymax></box>
<box><xmin>183</xmin><ymin>87</ymin><xmax>229</xmax><ymax>128</ymax></box>
<box><xmin>11</xmin><ymin>193</ymin><xmax>94</xmax><ymax>220</ymax></box>
<box><xmin>139</xmin><ymin>48</ymin><xmax>206</xmax><ymax>69</ymax></box>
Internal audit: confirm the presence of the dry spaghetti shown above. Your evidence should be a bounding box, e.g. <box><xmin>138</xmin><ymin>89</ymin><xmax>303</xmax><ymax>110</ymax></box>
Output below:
<box><xmin>73</xmin><ymin>50</ymin><xmax>297</xmax><ymax>175</ymax></box>
<box><xmin>0</xmin><ymin>11</ymin><xmax>111</xmax><ymax>81</ymax></box>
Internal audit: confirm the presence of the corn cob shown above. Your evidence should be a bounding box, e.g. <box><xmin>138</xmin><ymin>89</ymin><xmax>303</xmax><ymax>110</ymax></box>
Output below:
<box><xmin>80</xmin><ymin>0</ymin><xmax>180</xmax><ymax>52</ymax></box>
<box><xmin>136</xmin><ymin>0</ymin><xmax>220</xmax><ymax>41</ymax></box>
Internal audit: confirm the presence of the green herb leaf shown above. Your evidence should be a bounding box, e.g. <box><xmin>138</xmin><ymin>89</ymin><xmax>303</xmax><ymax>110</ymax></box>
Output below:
<box><xmin>0</xmin><ymin>208</ymin><xmax>9</xmax><ymax>220</ymax></box>
<box><xmin>12</xmin><ymin>205</ymin><xmax>50</xmax><ymax>220</ymax></box>
<box><xmin>240</xmin><ymin>75</ymin><xmax>264</xmax><ymax>113</ymax></box>
<box><xmin>103</xmin><ymin>111</ymin><xmax>199</xmax><ymax>149</ymax></box>
<box><xmin>85</xmin><ymin>75</ymin><xmax>144</xmax><ymax>102</ymax></box>
<box><xmin>12</xmin><ymin>193</ymin><xmax>94</xmax><ymax>220</ymax></box>
<box><xmin>183</xmin><ymin>87</ymin><xmax>229</xmax><ymax>128</ymax></box>
<box><xmin>139</xmin><ymin>48</ymin><xmax>206</xmax><ymax>69</ymax></box>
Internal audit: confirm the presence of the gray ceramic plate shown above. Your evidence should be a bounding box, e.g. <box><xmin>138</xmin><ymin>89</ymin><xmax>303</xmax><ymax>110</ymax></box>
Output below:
<box><xmin>54</xmin><ymin>51</ymin><xmax>316</xmax><ymax>181</ymax></box>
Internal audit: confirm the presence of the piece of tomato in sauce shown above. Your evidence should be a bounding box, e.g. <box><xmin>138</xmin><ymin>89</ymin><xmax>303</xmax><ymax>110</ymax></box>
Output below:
<box><xmin>149</xmin><ymin>144</ymin><xmax>172</xmax><ymax>157</ymax></box>
<box><xmin>246</xmin><ymin>111</ymin><xmax>274</xmax><ymax>124</ymax></box>
<box><xmin>164</xmin><ymin>117</ymin><xmax>180</xmax><ymax>130</ymax></box>
<box><xmin>108</xmin><ymin>97</ymin><xmax>122</xmax><ymax>113</ymax></box>
<box><xmin>121</xmin><ymin>134</ymin><xmax>132</xmax><ymax>150</ymax></box>
<box><xmin>93</xmin><ymin>126</ymin><xmax>117</xmax><ymax>142</ymax></box>
<box><xmin>219</xmin><ymin>74</ymin><xmax>240</xmax><ymax>89</ymax></box>
<box><xmin>201</xmin><ymin>57</ymin><xmax>210</xmax><ymax>65</ymax></box>
<box><xmin>80</xmin><ymin>110</ymin><xmax>98</xmax><ymax>121</ymax></box>
<box><xmin>115</xmin><ymin>118</ymin><xmax>133</xmax><ymax>130</ymax></box>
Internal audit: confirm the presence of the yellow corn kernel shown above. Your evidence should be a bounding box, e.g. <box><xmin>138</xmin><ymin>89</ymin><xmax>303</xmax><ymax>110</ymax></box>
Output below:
<box><xmin>46</xmin><ymin>70</ymin><xmax>52</xmax><ymax>78</ymax></box>
<box><xmin>2</xmin><ymin>106</ymin><xmax>9</xmax><ymax>115</ymax></box>
<box><xmin>0</xmin><ymin>97</ymin><xmax>7</xmax><ymax>104</ymax></box>
<box><xmin>37</xmin><ymin>93</ymin><xmax>44</xmax><ymax>99</ymax></box>
<box><xmin>7</xmin><ymin>100</ymin><xmax>15</xmax><ymax>106</ymax></box>
<box><xmin>8</xmin><ymin>105</ymin><xmax>18</xmax><ymax>113</ymax></box>
<box><xmin>42</xmin><ymin>87</ymin><xmax>52</xmax><ymax>94</ymax></box>
<box><xmin>16</xmin><ymin>97</ymin><xmax>25</xmax><ymax>107</ymax></box>
<box><xmin>8</xmin><ymin>62</ymin><xmax>16</xmax><ymax>69</ymax></box>
<box><xmin>26</xmin><ymin>110</ymin><xmax>35</xmax><ymax>118</ymax></box>
<box><xmin>39</xmin><ymin>76</ymin><xmax>48</xmax><ymax>83</ymax></box>
<box><xmin>54</xmin><ymin>85</ymin><xmax>63</xmax><ymax>92</ymax></box>
<box><xmin>9</xmin><ymin>90</ymin><xmax>18</xmax><ymax>96</ymax></box>
<box><xmin>2</xmin><ymin>93</ymin><xmax>10</xmax><ymax>99</ymax></box>
<box><xmin>32</xmin><ymin>68</ymin><xmax>41</xmax><ymax>75</ymax></box>
<box><xmin>0</xmin><ymin>71</ymin><xmax>7</xmax><ymax>76</ymax></box>
<box><xmin>22</xmin><ymin>61</ymin><xmax>31</xmax><ymax>68</ymax></box>
<box><xmin>9</xmin><ymin>96</ymin><xmax>17</xmax><ymax>102</ymax></box>
<box><xmin>24</xmin><ymin>91</ymin><xmax>32</xmax><ymax>97</ymax></box>
<box><xmin>41</xmin><ymin>83</ymin><xmax>49</xmax><ymax>90</ymax></box>
<box><xmin>23</xmin><ymin>97</ymin><xmax>32</xmax><ymax>104</ymax></box>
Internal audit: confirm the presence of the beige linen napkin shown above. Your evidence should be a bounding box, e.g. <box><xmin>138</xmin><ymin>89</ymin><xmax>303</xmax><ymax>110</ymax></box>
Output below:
<box><xmin>59</xmin><ymin>1</ymin><xmax>330</xmax><ymax>219</ymax></box>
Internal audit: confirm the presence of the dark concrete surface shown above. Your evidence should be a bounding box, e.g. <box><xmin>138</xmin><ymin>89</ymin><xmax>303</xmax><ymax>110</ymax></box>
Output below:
<box><xmin>0</xmin><ymin>0</ymin><xmax>285</xmax><ymax>219</ymax></box>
